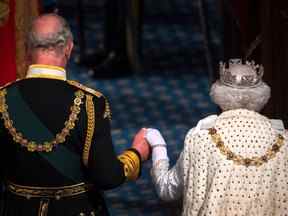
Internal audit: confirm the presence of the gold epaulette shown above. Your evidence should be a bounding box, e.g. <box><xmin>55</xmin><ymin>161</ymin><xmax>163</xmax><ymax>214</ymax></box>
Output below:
<box><xmin>67</xmin><ymin>80</ymin><xmax>112</xmax><ymax>121</ymax></box>
<box><xmin>0</xmin><ymin>79</ymin><xmax>21</xmax><ymax>90</ymax></box>
<box><xmin>67</xmin><ymin>80</ymin><xmax>102</xmax><ymax>98</ymax></box>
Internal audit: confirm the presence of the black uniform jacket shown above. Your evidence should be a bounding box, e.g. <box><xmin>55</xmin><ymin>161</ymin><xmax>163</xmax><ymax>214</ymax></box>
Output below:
<box><xmin>0</xmin><ymin>78</ymin><xmax>131</xmax><ymax>216</ymax></box>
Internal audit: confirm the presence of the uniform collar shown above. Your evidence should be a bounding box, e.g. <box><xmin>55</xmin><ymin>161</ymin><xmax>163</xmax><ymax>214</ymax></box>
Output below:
<box><xmin>26</xmin><ymin>64</ymin><xmax>67</xmax><ymax>81</ymax></box>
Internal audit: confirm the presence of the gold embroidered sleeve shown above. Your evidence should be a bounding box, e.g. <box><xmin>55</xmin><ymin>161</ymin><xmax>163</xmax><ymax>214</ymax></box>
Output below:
<box><xmin>118</xmin><ymin>150</ymin><xmax>141</xmax><ymax>181</ymax></box>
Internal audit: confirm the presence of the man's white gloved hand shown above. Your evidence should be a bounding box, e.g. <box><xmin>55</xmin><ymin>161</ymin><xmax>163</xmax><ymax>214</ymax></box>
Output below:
<box><xmin>145</xmin><ymin>128</ymin><xmax>169</xmax><ymax>164</ymax></box>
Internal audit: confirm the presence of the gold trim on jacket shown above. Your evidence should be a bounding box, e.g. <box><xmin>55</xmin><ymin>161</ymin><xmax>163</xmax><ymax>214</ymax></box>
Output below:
<box><xmin>82</xmin><ymin>94</ymin><xmax>95</xmax><ymax>167</ymax></box>
<box><xmin>7</xmin><ymin>181</ymin><xmax>92</xmax><ymax>200</ymax></box>
<box><xmin>118</xmin><ymin>150</ymin><xmax>141</xmax><ymax>181</ymax></box>
<box><xmin>0</xmin><ymin>88</ymin><xmax>84</xmax><ymax>152</ymax></box>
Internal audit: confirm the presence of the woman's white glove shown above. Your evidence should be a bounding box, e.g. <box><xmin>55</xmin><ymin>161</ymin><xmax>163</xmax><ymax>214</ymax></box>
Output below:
<box><xmin>145</xmin><ymin>128</ymin><xmax>167</xmax><ymax>147</ymax></box>
<box><xmin>145</xmin><ymin>128</ymin><xmax>169</xmax><ymax>164</ymax></box>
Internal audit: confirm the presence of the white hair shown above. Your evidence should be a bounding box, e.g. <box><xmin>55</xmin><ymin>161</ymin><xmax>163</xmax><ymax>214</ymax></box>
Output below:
<box><xmin>27</xmin><ymin>14</ymin><xmax>73</xmax><ymax>53</ymax></box>
<box><xmin>210</xmin><ymin>81</ymin><xmax>271</xmax><ymax>112</ymax></box>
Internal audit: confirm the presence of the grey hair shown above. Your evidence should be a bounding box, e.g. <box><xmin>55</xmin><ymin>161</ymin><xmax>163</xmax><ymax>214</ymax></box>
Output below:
<box><xmin>27</xmin><ymin>14</ymin><xmax>73</xmax><ymax>53</ymax></box>
<box><xmin>210</xmin><ymin>81</ymin><xmax>271</xmax><ymax>112</ymax></box>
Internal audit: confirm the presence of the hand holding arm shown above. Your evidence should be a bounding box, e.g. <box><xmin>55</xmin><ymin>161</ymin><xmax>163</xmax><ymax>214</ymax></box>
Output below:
<box><xmin>131</xmin><ymin>128</ymin><xmax>150</xmax><ymax>161</ymax></box>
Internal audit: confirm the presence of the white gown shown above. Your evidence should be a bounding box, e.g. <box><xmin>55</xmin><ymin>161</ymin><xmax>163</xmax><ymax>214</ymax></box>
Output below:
<box><xmin>151</xmin><ymin>109</ymin><xmax>288</xmax><ymax>216</ymax></box>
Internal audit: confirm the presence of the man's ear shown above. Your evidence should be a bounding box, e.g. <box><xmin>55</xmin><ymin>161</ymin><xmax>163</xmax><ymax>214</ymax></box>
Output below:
<box><xmin>65</xmin><ymin>39</ymin><xmax>74</xmax><ymax>59</ymax></box>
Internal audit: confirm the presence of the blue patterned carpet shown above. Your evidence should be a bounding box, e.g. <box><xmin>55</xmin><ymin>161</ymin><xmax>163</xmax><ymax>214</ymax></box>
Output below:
<box><xmin>64</xmin><ymin>0</ymin><xmax>220</xmax><ymax>214</ymax></box>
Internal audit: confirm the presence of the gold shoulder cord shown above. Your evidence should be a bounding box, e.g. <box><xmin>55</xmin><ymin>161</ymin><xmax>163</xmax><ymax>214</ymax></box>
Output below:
<box><xmin>82</xmin><ymin>94</ymin><xmax>95</xmax><ymax>167</ymax></box>
<box><xmin>118</xmin><ymin>150</ymin><xmax>141</xmax><ymax>181</ymax></box>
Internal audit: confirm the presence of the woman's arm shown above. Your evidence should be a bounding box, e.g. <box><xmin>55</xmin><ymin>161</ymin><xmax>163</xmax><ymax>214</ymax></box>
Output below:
<box><xmin>151</xmin><ymin>151</ymin><xmax>184</xmax><ymax>201</ymax></box>
<box><xmin>146</xmin><ymin>129</ymin><xmax>184</xmax><ymax>201</ymax></box>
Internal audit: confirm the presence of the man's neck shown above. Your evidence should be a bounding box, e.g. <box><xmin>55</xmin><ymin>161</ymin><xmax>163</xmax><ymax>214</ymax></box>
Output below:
<box><xmin>31</xmin><ymin>52</ymin><xmax>67</xmax><ymax>68</ymax></box>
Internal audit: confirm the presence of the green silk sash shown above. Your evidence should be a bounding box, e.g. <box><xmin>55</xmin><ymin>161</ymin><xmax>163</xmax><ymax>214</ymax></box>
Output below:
<box><xmin>6</xmin><ymin>85</ymin><xmax>84</xmax><ymax>182</ymax></box>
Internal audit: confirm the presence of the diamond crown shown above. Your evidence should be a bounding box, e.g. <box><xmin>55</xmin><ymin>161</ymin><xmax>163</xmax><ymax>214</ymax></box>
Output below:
<box><xmin>219</xmin><ymin>59</ymin><xmax>264</xmax><ymax>88</ymax></box>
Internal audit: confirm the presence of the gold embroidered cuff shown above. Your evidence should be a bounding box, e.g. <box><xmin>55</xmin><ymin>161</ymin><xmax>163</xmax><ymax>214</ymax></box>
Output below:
<box><xmin>118</xmin><ymin>150</ymin><xmax>141</xmax><ymax>181</ymax></box>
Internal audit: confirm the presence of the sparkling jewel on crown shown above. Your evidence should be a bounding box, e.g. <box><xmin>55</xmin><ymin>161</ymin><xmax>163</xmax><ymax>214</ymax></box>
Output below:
<box><xmin>219</xmin><ymin>59</ymin><xmax>264</xmax><ymax>88</ymax></box>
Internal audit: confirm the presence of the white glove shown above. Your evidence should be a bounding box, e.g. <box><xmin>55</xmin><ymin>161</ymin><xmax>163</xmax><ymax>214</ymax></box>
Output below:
<box><xmin>145</xmin><ymin>128</ymin><xmax>169</xmax><ymax>164</ymax></box>
<box><xmin>145</xmin><ymin>128</ymin><xmax>167</xmax><ymax>148</ymax></box>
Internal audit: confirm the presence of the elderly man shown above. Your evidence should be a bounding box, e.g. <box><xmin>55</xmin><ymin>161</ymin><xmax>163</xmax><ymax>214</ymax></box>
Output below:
<box><xmin>0</xmin><ymin>14</ymin><xmax>149</xmax><ymax>216</ymax></box>
<box><xmin>145</xmin><ymin>59</ymin><xmax>288</xmax><ymax>215</ymax></box>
